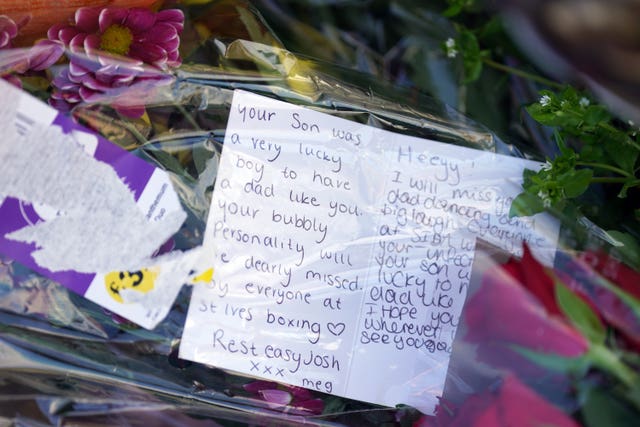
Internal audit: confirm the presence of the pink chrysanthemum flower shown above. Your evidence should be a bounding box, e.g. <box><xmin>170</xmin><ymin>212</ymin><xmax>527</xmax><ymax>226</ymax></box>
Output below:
<box><xmin>48</xmin><ymin>7</ymin><xmax>184</xmax><ymax>69</ymax></box>
<box><xmin>0</xmin><ymin>15</ymin><xmax>64</xmax><ymax>87</ymax></box>
<box><xmin>50</xmin><ymin>52</ymin><xmax>173</xmax><ymax>117</ymax></box>
<box><xmin>0</xmin><ymin>14</ymin><xmax>23</xmax><ymax>85</ymax></box>
<box><xmin>0</xmin><ymin>15</ymin><xmax>19</xmax><ymax>49</ymax></box>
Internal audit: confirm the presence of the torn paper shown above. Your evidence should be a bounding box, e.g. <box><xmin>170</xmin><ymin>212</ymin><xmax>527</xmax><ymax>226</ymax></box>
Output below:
<box><xmin>0</xmin><ymin>79</ymin><xmax>196</xmax><ymax>329</ymax></box>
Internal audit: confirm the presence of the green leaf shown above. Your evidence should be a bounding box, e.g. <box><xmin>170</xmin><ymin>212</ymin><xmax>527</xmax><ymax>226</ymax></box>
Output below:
<box><xmin>457</xmin><ymin>28</ymin><xmax>479</xmax><ymax>53</ymax></box>
<box><xmin>522</xmin><ymin>167</ymin><xmax>539</xmax><ymax>187</ymax></box>
<box><xmin>555</xmin><ymin>131</ymin><xmax>571</xmax><ymax>155</ymax></box>
<box><xmin>555</xmin><ymin>281</ymin><xmax>605</xmax><ymax>344</ymax></box>
<box><xmin>511</xmin><ymin>345</ymin><xmax>590</xmax><ymax>375</ymax></box>
<box><xmin>559</xmin><ymin>85</ymin><xmax>579</xmax><ymax>100</ymax></box>
<box><xmin>583</xmin><ymin>105</ymin><xmax>610</xmax><ymax>126</ymax></box>
<box><xmin>581</xmin><ymin>386</ymin><xmax>639</xmax><ymax>427</ymax></box>
<box><xmin>145</xmin><ymin>149</ymin><xmax>194</xmax><ymax>180</ymax></box>
<box><xmin>477</xmin><ymin>16</ymin><xmax>503</xmax><ymax>39</ymax></box>
<box><xmin>580</xmin><ymin>143</ymin><xmax>605</xmax><ymax>162</ymax></box>
<box><xmin>606</xmin><ymin>231</ymin><xmax>640</xmax><ymax>271</ymax></box>
<box><xmin>588</xmin><ymin>344</ymin><xmax>640</xmax><ymax>391</ymax></box>
<box><xmin>442</xmin><ymin>4</ymin><xmax>463</xmax><ymax>17</ymax></box>
<box><xmin>604</xmin><ymin>137</ymin><xmax>639</xmax><ymax>173</ymax></box>
<box><xmin>509</xmin><ymin>191</ymin><xmax>544</xmax><ymax>217</ymax></box>
<box><xmin>620</xmin><ymin>348</ymin><xmax>640</xmax><ymax>369</ymax></box>
<box><xmin>455</xmin><ymin>28</ymin><xmax>485</xmax><ymax>83</ymax></box>
<box><xmin>322</xmin><ymin>396</ymin><xmax>347</xmax><ymax>415</ymax></box>
<box><xmin>192</xmin><ymin>145</ymin><xmax>210</xmax><ymax>176</ymax></box>
<box><xmin>463</xmin><ymin>57</ymin><xmax>483</xmax><ymax>84</ymax></box>
<box><xmin>617</xmin><ymin>178</ymin><xmax>640</xmax><ymax>198</ymax></box>
<box><xmin>526</xmin><ymin>103</ymin><xmax>563</xmax><ymax>126</ymax></box>
<box><xmin>558</xmin><ymin>169</ymin><xmax>593</xmax><ymax>198</ymax></box>
<box><xmin>443</xmin><ymin>0</ymin><xmax>474</xmax><ymax>17</ymax></box>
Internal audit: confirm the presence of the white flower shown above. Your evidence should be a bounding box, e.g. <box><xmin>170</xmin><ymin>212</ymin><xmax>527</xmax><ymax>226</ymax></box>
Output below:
<box><xmin>541</xmin><ymin>161</ymin><xmax>553</xmax><ymax>171</ymax></box>
<box><xmin>539</xmin><ymin>95</ymin><xmax>551</xmax><ymax>107</ymax></box>
<box><xmin>445</xmin><ymin>38</ymin><xmax>458</xmax><ymax>58</ymax></box>
<box><xmin>579</xmin><ymin>97</ymin><xmax>590</xmax><ymax>108</ymax></box>
<box><xmin>537</xmin><ymin>189</ymin><xmax>552</xmax><ymax>208</ymax></box>
<box><xmin>628</xmin><ymin>120</ymin><xmax>635</xmax><ymax>127</ymax></box>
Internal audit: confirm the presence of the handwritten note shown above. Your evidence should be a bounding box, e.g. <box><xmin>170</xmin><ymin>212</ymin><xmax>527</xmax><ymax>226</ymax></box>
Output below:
<box><xmin>179</xmin><ymin>90</ymin><xmax>559</xmax><ymax>414</ymax></box>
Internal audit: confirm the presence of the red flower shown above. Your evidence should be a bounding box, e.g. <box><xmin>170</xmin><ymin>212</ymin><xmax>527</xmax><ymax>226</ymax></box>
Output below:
<box><xmin>465</xmin><ymin>261</ymin><xmax>589</xmax><ymax>358</ymax></box>
<box><xmin>416</xmin><ymin>375</ymin><xmax>579</xmax><ymax>427</ymax></box>
<box><xmin>462</xmin><ymin>246</ymin><xmax>591</xmax><ymax>386</ymax></box>
<box><xmin>580</xmin><ymin>251</ymin><xmax>640</xmax><ymax>300</ymax></box>
<box><xmin>503</xmin><ymin>244</ymin><xmax>562</xmax><ymax>316</ymax></box>
<box><xmin>556</xmin><ymin>250</ymin><xmax>640</xmax><ymax>351</ymax></box>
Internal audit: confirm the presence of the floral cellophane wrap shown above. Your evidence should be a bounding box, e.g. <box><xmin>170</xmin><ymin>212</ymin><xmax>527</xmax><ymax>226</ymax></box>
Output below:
<box><xmin>0</xmin><ymin>1</ymin><xmax>638</xmax><ymax>426</ymax></box>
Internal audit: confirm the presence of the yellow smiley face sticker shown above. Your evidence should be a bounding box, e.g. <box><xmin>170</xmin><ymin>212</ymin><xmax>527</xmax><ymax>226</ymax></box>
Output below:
<box><xmin>105</xmin><ymin>269</ymin><xmax>158</xmax><ymax>303</ymax></box>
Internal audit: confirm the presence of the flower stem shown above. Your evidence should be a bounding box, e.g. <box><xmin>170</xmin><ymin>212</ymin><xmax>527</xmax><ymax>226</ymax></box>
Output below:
<box><xmin>175</xmin><ymin>103</ymin><xmax>202</xmax><ymax>131</ymax></box>
<box><xmin>590</xmin><ymin>177</ymin><xmax>630</xmax><ymax>184</ymax></box>
<box><xmin>589</xmin><ymin>345</ymin><xmax>640</xmax><ymax>411</ymax></box>
<box><xmin>597</xmin><ymin>122</ymin><xmax>640</xmax><ymax>151</ymax></box>
<box><xmin>116</xmin><ymin>116</ymin><xmax>149</xmax><ymax>146</ymax></box>
<box><xmin>589</xmin><ymin>344</ymin><xmax>638</xmax><ymax>390</ymax></box>
<box><xmin>481</xmin><ymin>58</ymin><xmax>564</xmax><ymax>89</ymax></box>
<box><xmin>577</xmin><ymin>161</ymin><xmax>633</xmax><ymax>178</ymax></box>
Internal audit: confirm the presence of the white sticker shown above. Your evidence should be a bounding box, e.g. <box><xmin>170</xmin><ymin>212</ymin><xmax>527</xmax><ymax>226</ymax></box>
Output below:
<box><xmin>180</xmin><ymin>90</ymin><xmax>560</xmax><ymax>413</ymax></box>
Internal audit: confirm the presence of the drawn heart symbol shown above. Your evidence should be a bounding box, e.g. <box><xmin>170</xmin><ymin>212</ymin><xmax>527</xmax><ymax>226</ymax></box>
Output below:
<box><xmin>327</xmin><ymin>322</ymin><xmax>346</xmax><ymax>336</ymax></box>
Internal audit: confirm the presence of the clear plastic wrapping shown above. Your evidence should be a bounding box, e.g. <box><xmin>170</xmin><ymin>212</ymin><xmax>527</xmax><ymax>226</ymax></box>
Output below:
<box><xmin>0</xmin><ymin>1</ymin><xmax>638</xmax><ymax>426</ymax></box>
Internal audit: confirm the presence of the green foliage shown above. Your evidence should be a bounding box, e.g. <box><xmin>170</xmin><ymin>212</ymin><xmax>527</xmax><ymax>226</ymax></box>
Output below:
<box><xmin>607</xmin><ymin>231</ymin><xmax>640</xmax><ymax>270</ymax></box>
<box><xmin>526</xmin><ymin>88</ymin><xmax>638</xmax><ymax>176</ymax></box>
<box><xmin>257</xmin><ymin>0</ymin><xmax>640</xmax><ymax>246</ymax></box>
<box><xmin>454</xmin><ymin>27</ymin><xmax>488</xmax><ymax>84</ymax></box>
<box><xmin>512</xmin><ymin>87</ymin><xmax>640</xmax><ymax>218</ymax></box>
<box><xmin>555</xmin><ymin>280</ymin><xmax>605</xmax><ymax>344</ymax></box>
<box><xmin>510</xmin><ymin>190</ymin><xmax>544</xmax><ymax>217</ymax></box>
<box><xmin>441</xmin><ymin>16</ymin><xmax>495</xmax><ymax>84</ymax></box>
<box><xmin>511</xmin><ymin>345</ymin><xmax>590</xmax><ymax>376</ymax></box>
<box><xmin>442</xmin><ymin>0</ymin><xmax>476</xmax><ymax>18</ymax></box>
<box><xmin>509</xmin><ymin>135</ymin><xmax>594</xmax><ymax>216</ymax></box>
<box><xmin>438</xmin><ymin>10</ymin><xmax>640</xmax><ymax>232</ymax></box>
<box><xmin>580</xmin><ymin>386</ymin><xmax>639</xmax><ymax>427</ymax></box>
<box><xmin>322</xmin><ymin>395</ymin><xmax>347</xmax><ymax>415</ymax></box>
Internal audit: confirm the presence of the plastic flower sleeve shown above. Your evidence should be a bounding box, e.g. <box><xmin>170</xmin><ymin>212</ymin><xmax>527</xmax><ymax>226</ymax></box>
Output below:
<box><xmin>0</xmin><ymin>1</ymin><xmax>639</xmax><ymax>426</ymax></box>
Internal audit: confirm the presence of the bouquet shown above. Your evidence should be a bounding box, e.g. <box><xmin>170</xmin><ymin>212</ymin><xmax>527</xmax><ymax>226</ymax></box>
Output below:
<box><xmin>415</xmin><ymin>245</ymin><xmax>640</xmax><ymax>427</ymax></box>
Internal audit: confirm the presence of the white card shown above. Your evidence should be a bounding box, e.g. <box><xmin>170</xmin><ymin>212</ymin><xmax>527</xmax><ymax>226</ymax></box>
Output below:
<box><xmin>179</xmin><ymin>90</ymin><xmax>559</xmax><ymax>414</ymax></box>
